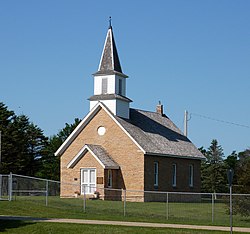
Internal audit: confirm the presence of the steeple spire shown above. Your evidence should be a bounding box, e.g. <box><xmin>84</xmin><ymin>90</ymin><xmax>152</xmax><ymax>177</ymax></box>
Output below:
<box><xmin>89</xmin><ymin>22</ymin><xmax>131</xmax><ymax>119</ymax></box>
<box><xmin>93</xmin><ymin>20</ymin><xmax>127</xmax><ymax>77</ymax></box>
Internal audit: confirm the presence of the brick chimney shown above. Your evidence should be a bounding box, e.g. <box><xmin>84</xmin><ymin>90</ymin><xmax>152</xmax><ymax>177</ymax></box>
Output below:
<box><xmin>156</xmin><ymin>101</ymin><xmax>164</xmax><ymax>115</ymax></box>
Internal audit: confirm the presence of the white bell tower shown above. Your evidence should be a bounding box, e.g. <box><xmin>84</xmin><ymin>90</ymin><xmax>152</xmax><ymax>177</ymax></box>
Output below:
<box><xmin>89</xmin><ymin>20</ymin><xmax>132</xmax><ymax>119</ymax></box>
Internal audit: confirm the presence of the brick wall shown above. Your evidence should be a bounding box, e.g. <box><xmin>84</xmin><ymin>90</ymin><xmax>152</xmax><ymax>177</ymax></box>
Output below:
<box><xmin>144</xmin><ymin>155</ymin><xmax>201</xmax><ymax>193</ymax></box>
<box><xmin>60</xmin><ymin>108</ymin><xmax>144</xmax><ymax>197</ymax></box>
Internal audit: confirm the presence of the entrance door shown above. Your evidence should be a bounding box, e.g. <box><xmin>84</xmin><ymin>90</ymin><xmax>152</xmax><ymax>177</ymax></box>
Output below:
<box><xmin>81</xmin><ymin>169</ymin><xmax>96</xmax><ymax>194</ymax></box>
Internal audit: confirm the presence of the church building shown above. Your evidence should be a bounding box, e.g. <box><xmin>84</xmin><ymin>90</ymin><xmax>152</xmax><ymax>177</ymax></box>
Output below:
<box><xmin>55</xmin><ymin>23</ymin><xmax>205</xmax><ymax>201</ymax></box>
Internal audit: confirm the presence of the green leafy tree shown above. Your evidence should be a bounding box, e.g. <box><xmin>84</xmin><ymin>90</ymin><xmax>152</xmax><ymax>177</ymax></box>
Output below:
<box><xmin>233</xmin><ymin>148</ymin><xmax>250</xmax><ymax>216</ymax></box>
<box><xmin>224</xmin><ymin>151</ymin><xmax>238</xmax><ymax>186</ymax></box>
<box><xmin>236</xmin><ymin>149</ymin><xmax>250</xmax><ymax>193</ymax></box>
<box><xmin>225</xmin><ymin>151</ymin><xmax>238</xmax><ymax>170</ymax></box>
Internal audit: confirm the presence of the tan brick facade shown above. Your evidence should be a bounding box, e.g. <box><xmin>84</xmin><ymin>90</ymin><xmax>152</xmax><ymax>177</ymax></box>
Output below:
<box><xmin>60</xmin><ymin>108</ymin><xmax>144</xmax><ymax>198</ymax></box>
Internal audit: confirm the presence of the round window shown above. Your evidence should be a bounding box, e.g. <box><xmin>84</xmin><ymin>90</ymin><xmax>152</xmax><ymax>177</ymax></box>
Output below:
<box><xmin>97</xmin><ymin>126</ymin><xmax>106</xmax><ymax>136</ymax></box>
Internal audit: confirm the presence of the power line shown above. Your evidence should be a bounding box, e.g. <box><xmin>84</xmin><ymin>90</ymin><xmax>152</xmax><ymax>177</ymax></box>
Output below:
<box><xmin>190</xmin><ymin>113</ymin><xmax>250</xmax><ymax>129</ymax></box>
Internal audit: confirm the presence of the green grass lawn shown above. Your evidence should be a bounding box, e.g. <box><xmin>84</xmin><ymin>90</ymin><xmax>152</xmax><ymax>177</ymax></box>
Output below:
<box><xmin>0</xmin><ymin>220</ymin><xmax>244</xmax><ymax>234</ymax></box>
<box><xmin>0</xmin><ymin>196</ymin><xmax>249</xmax><ymax>228</ymax></box>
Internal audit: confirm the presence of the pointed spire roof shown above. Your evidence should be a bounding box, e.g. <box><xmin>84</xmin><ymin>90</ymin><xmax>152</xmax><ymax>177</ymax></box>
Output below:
<box><xmin>94</xmin><ymin>23</ymin><xmax>128</xmax><ymax>78</ymax></box>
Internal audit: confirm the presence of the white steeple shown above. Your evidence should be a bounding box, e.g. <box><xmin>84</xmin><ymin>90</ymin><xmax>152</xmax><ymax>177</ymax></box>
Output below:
<box><xmin>89</xmin><ymin>21</ymin><xmax>132</xmax><ymax>119</ymax></box>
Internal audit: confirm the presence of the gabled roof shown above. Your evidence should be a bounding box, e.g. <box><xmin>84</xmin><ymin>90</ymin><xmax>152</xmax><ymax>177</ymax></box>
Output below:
<box><xmin>115</xmin><ymin>109</ymin><xmax>205</xmax><ymax>159</ymax></box>
<box><xmin>67</xmin><ymin>144</ymin><xmax>119</xmax><ymax>169</ymax></box>
<box><xmin>93</xmin><ymin>26</ymin><xmax>128</xmax><ymax>78</ymax></box>
<box><xmin>54</xmin><ymin>102</ymin><xmax>145</xmax><ymax>157</ymax></box>
<box><xmin>55</xmin><ymin>102</ymin><xmax>205</xmax><ymax>160</ymax></box>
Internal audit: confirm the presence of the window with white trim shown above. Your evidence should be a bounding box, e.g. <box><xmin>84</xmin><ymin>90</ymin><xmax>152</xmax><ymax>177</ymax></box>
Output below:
<box><xmin>189</xmin><ymin>164</ymin><xmax>194</xmax><ymax>187</ymax></box>
<box><xmin>102</xmin><ymin>78</ymin><xmax>108</xmax><ymax>94</ymax></box>
<box><xmin>107</xmin><ymin>169</ymin><xmax>112</xmax><ymax>188</ymax></box>
<box><xmin>172</xmin><ymin>164</ymin><xmax>177</xmax><ymax>187</ymax></box>
<box><xmin>154</xmin><ymin>162</ymin><xmax>158</xmax><ymax>187</ymax></box>
<box><xmin>81</xmin><ymin>168</ymin><xmax>96</xmax><ymax>194</ymax></box>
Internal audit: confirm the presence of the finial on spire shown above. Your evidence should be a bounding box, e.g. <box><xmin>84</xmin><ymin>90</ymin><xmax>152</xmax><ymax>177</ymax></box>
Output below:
<box><xmin>109</xmin><ymin>16</ymin><xmax>112</xmax><ymax>28</ymax></box>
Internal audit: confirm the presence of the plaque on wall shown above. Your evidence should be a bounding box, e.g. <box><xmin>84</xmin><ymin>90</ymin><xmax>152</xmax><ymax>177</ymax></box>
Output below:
<box><xmin>97</xmin><ymin>177</ymin><xmax>104</xmax><ymax>184</ymax></box>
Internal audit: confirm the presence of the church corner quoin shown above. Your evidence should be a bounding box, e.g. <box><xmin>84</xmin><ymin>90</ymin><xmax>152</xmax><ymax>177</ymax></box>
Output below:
<box><xmin>56</xmin><ymin>24</ymin><xmax>205</xmax><ymax>202</ymax></box>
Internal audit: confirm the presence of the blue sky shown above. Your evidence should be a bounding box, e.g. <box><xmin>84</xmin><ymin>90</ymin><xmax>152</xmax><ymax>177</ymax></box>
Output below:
<box><xmin>0</xmin><ymin>0</ymin><xmax>249</xmax><ymax>156</ymax></box>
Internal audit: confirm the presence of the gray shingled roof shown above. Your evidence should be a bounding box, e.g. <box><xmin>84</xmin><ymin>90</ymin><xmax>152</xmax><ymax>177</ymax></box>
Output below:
<box><xmin>88</xmin><ymin>94</ymin><xmax>132</xmax><ymax>103</ymax></box>
<box><xmin>115</xmin><ymin>109</ymin><xmax>205</xmax><ymax>159</ymax></box>
<box><xmin>86</xmin><ymin>144</ymin><xmax>119</xmax><ymax>169</ymax></box>
<box><xmin>93</xmin><ymin>26</ymin><xmax>127</xmax><ymax>77</ymax></box>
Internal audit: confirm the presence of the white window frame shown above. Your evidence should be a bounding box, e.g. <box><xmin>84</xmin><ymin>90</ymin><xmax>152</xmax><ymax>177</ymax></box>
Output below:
<box><xmin>107</xmin><ymin>169</ymin><xmax>112</xmax><ymax>188</ymax></box>
<box><xmin>81</xmin><ymin>168</ymin><xmax>96</xmax><ymax>194</ymax></box>
<box><xmin>172</xmin><ymin>164</ymin><xmax>177</xmax><ymax>187</ymax></box>
<box><xmin>154</xmin><ymin>162</ymin><xmax>159</xmax><ymax>187</ymax></box>
<box><xmin>189</xmin><ymin>164</ymin><xmax>194</xmax><ymax>187</ymax></box>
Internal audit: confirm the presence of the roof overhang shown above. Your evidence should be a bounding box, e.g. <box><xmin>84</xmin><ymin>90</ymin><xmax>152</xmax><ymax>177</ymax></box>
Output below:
<box><xmin>67</xmin><ymin>144</ymin><xmax>119</xmax><ymax>169</ymax></box>
<box><xmin>93</xmin><ymin>70</ymin><xmax>128</xmax><ymax>78</ymax></box>
<box><xmin>145</xmin><ymin>152</ymin><xmax>206</xmax><ymax>160</ymax></box>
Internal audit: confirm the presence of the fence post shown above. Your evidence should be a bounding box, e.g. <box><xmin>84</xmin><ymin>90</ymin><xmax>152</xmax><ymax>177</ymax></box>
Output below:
<box><xmin>83</xmin><ymin>185</ymin><xmax>86</xmax><ymax>212</ymax></box>
<box><xmin>166</xmin><ymin>192</ymin><xmax>169</xmax><ymax>220</ymax></box>
<box><xmin>229</xmin><ymin>186</ymin><xmax>233</xmax><ymax>234</ymax></box>
<box><xmin>45</xmin><ymin>180</ymin><xmax>49</xmax><ymax>206</ymax></box>
<box><xmin>212</xmin><ymin>193</ymin><xmax>214</xmax><ymax>223</ymax></box>
<box><xmin>8</xmin><ymin>172</ymin><xmax>12</xmax><ymax>201</ymax></box>
<box><xmin>123</xmin><ymin>189</ymin><xmax>126</xmax><ymax>217</ymax></box>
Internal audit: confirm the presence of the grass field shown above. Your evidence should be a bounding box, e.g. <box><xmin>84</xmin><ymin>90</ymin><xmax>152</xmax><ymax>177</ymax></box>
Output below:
<box><xmin>0</xmin><ymin>196</ymin><xmax>249</xmax><ymax>228</ymax></box>
<box><xmin>0</xmin><ymin>220</ymin><xmax>246</xmax><ymax>234</ymax></box>
<box><xmin>1</xmin><ymin>220</ymin><xmax>245</xmax><ymax>234</ymax></box>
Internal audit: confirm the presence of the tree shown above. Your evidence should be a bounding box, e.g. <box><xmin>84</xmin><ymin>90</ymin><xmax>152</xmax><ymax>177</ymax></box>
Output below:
<box><xmin>236</xmin><ymin>149</ymin><xmax>250</xmax><ymax>193</ymax></box>
<box><xmin>225</xmin><ymin>151</ymin><xmax>238</xmax><ymax>170</ymax></box>
<box><xmin>0</xmin><ymin>102</ymin><xmax>15</xmax><ymax>173</ymax></box>
<box><xmin>36</xmin><ymin>118</ymin><xmax>81</xmax><ymax>180</ymax></box>
<box><xmin>206</xmin><ymin>139</ymin><xmax>224</xmax><ymax>164</ymax></box>
<box><xmin>0</xmin><ymin>101</ymin><xmax>82</xmax><ymax>180</ymax></box>
<box><xmin>0</xmin><ymin>103</ymin><xmax>47</xmax><ymax>175</ymax></box>
<box><xmin>200</xmin><ymin>139</ymin><xmax>227</xmax><ymax>193</ymax></box>
<box><xmin>233</xmin><ymin>148</ymin><xmax>250</xmax><ymax>216</ymax></box>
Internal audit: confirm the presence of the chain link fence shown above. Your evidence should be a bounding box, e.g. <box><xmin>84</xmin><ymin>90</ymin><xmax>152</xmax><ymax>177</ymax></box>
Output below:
<box><xmin>0</xmin><ymin>173</ymin><xmax>249</xmax><ymax>226</ymax></box>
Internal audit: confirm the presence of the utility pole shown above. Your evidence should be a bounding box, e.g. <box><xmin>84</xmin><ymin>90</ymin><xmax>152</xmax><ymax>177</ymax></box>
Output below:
<box><xmin>184</xmin><ymin>110</ymin><xmax>188</xmax><ymax>137</ymax></box>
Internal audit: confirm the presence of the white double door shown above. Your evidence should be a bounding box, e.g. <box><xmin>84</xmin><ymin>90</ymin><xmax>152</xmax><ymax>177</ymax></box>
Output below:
<box><xmin>81</xmin><ymin>168</ymin><xmax>96</xmax><ymax>194</ymax></box>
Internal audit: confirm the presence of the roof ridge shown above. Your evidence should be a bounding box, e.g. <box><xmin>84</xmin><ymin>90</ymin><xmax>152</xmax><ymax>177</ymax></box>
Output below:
<box><xmin>130</xmin><ymin>108</ymin><xmax>166</xmax><ymax>115</ymax></box>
